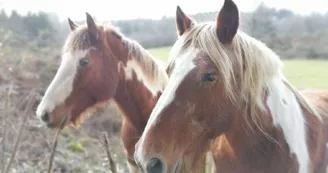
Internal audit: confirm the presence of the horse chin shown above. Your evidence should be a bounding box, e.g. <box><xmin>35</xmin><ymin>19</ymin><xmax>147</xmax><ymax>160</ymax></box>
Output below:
<box><xmin>68</xmin><ymin>113</ymin><xmax>90</xmax><ymax>128</ymax></box>
<box><xmin>68</xmin><ymin>101</ymin><xmax>110</xmax><ymax>128</ymax></box>
<box><xmin>45</xmin><ymin>115</ymin><xmax>71</xmax><ymax>129</ymax></box>
<box><xmin>68</xmin><ymin>108</ymin><xmax>98</xmax><ymax>128</ymax></box>
<box><xmin>68</xmin><ymin>118</ymin><xmax>82</xmax><ymax>128</ymax></box>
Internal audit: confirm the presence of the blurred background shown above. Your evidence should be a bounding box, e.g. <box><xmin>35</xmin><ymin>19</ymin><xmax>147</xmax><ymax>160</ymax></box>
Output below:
<box><xmin>0</xmin><ymin>0</ymin><xmax>328</xmax><ymax>172</ymax></box>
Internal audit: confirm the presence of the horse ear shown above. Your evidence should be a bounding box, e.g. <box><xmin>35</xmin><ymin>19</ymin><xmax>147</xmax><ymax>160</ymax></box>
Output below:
<box><xmin>176</xmin><ymin>6</ymin><xmax>194</xmax><ymax>36</ymax></box>
<box><xmin>215</xmin><ymin>0</ymin><xmax>239</xmax><ymax>44</ymax></box>
<box><xmin>68</xmin><ymin>18</ymin><xmax>78</xmax><ymax>31</ymax></box>
<box><xmin>85</xmin><ymin>12</ymin><xmax>99</xmax><ymax>41</ymax></box>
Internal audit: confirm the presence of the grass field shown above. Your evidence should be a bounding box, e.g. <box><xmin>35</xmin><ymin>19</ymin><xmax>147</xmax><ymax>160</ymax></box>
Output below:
<box><xmin>148</xmin><ymin>46</ymin><xmax>328</xmax><ymax>89</ymax></box>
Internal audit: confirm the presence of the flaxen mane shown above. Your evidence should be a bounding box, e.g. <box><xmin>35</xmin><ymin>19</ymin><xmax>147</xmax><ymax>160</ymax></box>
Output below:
<box><xmin>122</xmin><ymin>35</ymin><xmax>168</xmax><ymax>94</ymax></box>
<box><xmin>62</xmin><ymin>23</ymin><xmax>168</xmax><ymax>94</ymax></box>
<box><xmin>171</xmin><ymin>22</ymin><xmax>322</xmax><ymax>133</ymax></box>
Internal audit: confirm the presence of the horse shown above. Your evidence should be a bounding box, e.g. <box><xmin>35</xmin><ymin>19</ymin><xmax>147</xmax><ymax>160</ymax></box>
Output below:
<box><xmin>134</xmin><ymin>0</ymin><xmax>328</xmax><ymax>172</ymax></box>
<box><xmin>35</xmin><ymin>13</ymin><xmax>168</xmax><ymax>173</ymax></box>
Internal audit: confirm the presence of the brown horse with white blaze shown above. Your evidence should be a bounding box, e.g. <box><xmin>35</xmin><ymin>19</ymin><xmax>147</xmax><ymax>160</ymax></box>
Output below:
<box><xmin>134</xmin><ymin>0</ymin><xmax>328</xmax><ymax>173</ymax></box>
<box><xmin>36</xmin><ymin>13</ymin><xmax>168</xmax><ymax>173</ymax></box>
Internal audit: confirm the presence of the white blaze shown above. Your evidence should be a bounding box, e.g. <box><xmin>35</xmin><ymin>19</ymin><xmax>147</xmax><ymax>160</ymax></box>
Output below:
<box><xmin>36</xmin><ymin>50</ymin><xmax>88</xmax><ymax>119</ymax></box>
<box><xmin>135</xmin><ymin>44</ymin><xmax>198</xmax><ymax>165</ymax></box>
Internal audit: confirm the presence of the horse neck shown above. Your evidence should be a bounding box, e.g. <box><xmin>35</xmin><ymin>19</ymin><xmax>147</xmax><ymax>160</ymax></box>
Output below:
<box><xmin>213</xmin><ymin>78</ymin><xmax>325</xmax><ymax>172</ymax></box>
<box><xmin>114</xmin><ymin>77</ymin><xmax>161</xmax><ymax>132</ymax></box>
<box><xmin>111</xmin><ymin>39</ymin><xmax>164</xmax><ymax>133</ymax></box>
<box><xmin>212</xmin><ymin>106</ymin><xmax>298</xmax><ymax>172</ymax></box>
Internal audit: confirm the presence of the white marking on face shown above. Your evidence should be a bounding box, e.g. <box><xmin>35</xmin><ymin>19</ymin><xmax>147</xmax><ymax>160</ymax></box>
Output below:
<box><xmin>134</xmin><ymin>43</ymin><xmax>198</xmax><ymax>165</ymax></box>
<box><xmin>36</xmin><ymin>50</ymin><xmax>88</xmax><ymax>119</ymax></box>
<box><xmin>123</xmin><ymin>58</ymin><xmax>167</xmax><ymax>97</ymax></box>
<box><xmin>266</xmin><ymin>74</ymin><xmax>309</xmax><ymax>173</ymax></box>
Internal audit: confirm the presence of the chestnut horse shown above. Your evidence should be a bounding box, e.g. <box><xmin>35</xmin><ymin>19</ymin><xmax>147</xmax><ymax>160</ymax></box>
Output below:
<box><xmin>134</xmin><ymin>0</ymin><xmax>328</xmax><ymax>173</ymax></box>
<box><xmin>36</xmin><ymin>13</ymin><xmax>168</xmax><ymax>173</ymax></box>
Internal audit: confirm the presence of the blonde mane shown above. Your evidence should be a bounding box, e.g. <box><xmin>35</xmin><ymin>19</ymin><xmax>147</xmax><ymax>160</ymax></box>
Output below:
<box><xmin>123</xmin><ymin>36</ymin><xmax>168</xmax><ymax>93</ymax></box>
<box><xmin>176</xmin><ymin>22</ymin><xmax>322</xmax><ymax>131</ymax></box>
<box><xmin>62</xmin><ymin>23</ymin><xmax>168</xmax><ymax>95</ymax></box>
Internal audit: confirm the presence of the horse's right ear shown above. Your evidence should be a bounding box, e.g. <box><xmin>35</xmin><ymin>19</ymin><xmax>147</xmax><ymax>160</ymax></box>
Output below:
<box><xmin>86</xmin><ymin>12</ymin><xmax>99</xmax><ymax>41</ymax></box>
<box><xmin>176</xmin><ymin>6</ymin><xmax>194</xmax><ymax>36</ymax></box>
<box><xmin>215</xmin><ymin>0</ymin><xmax>239</xmax><ymax>44</ymax></box>
<box><xmin>68</xmin><ymin>18</ymin><xmax>78</xmax><ymax>31</ymax></box>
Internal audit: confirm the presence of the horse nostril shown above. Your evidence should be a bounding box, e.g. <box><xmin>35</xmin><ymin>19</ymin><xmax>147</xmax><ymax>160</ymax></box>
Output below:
<box><xmin>41</xmin><ymin>112</ymin><xmax>49</xmax><ymax>122</ymax></box>
<box><xmin>146</xmin><ymin>157</ymin><xmax>164</xmax><ymax>173</ymax></box>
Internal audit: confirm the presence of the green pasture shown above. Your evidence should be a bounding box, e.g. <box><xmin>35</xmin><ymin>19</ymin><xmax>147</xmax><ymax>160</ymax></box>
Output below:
<box><xmin>148</xmin><ymin>46</ymin><xmax>328</xmax><ymax>89</ymax></box>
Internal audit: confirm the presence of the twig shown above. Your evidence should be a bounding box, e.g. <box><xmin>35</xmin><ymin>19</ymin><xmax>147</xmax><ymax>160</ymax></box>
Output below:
<box><xmin>101</xmin><ymin>131</ymin><xmax>117</xmax><ymax>173</ymax></box>
<box><xmin>1</xmin><ymin>84</ymin><xmax>13</xmax><ymax>172</ymax></box>
<box><xmin>46</xmin><ymin>115</ymin><xmax>68</xmax><ymax>173</ymax></box>
<box><xmin>1</xmin><ymin>84</ymin><xmax>13</xmax><ymax>173</ymax></box>
<box><xmin>2</xmin><ymin>90</ymin><xmax>35</xmax><ymax>173</ymax></box>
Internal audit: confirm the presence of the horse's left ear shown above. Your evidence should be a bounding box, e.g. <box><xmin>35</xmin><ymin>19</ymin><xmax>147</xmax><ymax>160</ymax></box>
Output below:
<box><xmin>68</xmin><ymin>18</ymin><xmax>78</xmax><ymax>31</ymax></box>
<box><xmin>215</xmin><ymin>0</ymin><xmax>239</xmax><ymax>44</ymax></box>
<box><xmin>86</xmin><ymin>12</ymin><xmax>99</xmax><ymax>41</ymax></box>
<box><xmin>176</xmin><ymin>6</ymin><xmax>195</xmax><ymax>36</ymax></box>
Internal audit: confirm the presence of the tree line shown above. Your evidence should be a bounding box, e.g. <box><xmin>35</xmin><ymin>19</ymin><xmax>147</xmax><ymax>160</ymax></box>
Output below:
<box><xmin>1</xmin><ymin>3</ymin><xmax>328</xmax><ymax>59</ymax></box>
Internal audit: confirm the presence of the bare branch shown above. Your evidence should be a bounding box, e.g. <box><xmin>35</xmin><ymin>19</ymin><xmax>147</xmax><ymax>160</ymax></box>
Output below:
<box><xmin>1</xmin><ymin>84</ymin><xmax>13</xmax><ymax>173</ymax></box>
<box><xmin>46</xmin><ymin>115</ymin><xmax>68</xmax><ymax>173</ymax></box>
<box><xmin>1</xmin><ymin>84</ymin><xmax>14</xmax><ymax>171</ymax></box>
<box><xmin>101</xmin><ymin>131</ymin><xmax>117</xmax><ymax>173</ymax></box>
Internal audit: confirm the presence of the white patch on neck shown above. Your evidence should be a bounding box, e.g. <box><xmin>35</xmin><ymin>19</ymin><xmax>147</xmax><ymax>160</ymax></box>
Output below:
<box><xmin>266</xmin><ymin>74</ymin><xmax>309</xmax><ymax>173</ymax></box>
<box><xmin>36</xmin><ymin>50</ymin><xmax>88</xmax><ymax>119</ymax></box>
<box><xmin>123</xmin><ymin>58</ymin><xmax>167</xmax><ymax>96</ymax></box>
<box><xmin>134</xmin><ymin>47</ymin><xmax>197</xmax><ymax>165</ymax></box>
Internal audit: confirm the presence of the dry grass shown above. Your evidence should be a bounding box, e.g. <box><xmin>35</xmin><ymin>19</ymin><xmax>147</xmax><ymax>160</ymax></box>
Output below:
<box><xmin>2</xmin><ymin>91</ymin><xmax>35</xmax><ymax>173</ymax></box>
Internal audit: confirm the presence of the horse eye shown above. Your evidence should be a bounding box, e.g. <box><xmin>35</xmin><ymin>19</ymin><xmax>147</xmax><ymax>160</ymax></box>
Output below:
<box><xmin>202</xmin><ymin>73</ymin><xmax>216</xmax><ymax>82</ymax></box>
<box><xmin>79</xmin><ymin>57</ymin><xmax>89</xmax><ymax>66</ymax></box>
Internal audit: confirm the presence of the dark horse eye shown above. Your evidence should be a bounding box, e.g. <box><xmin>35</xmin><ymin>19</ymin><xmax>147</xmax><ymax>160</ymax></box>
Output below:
<box><xmin>79</xmin><ymin>57</ymin><xmax>89</xmax><ymax>66</ymax></box>
<box><xmin>202</xmin><ymin>73</ymin><xmax>216</xmax><ymax>82</ymax></box>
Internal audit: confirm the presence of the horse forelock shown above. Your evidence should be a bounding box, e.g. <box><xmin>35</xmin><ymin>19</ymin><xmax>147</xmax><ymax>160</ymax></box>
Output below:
<box><xmin>63</xmin><ymin>26</ymin><xmax>91</xmax><ymax>53</ymax></box>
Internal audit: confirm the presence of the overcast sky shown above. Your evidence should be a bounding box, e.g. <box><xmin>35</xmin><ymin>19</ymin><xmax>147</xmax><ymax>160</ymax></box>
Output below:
<box><xmin>1</xmin><ymin>0</ymin><xmax>327</xmax><ymax>21</ymax></box>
